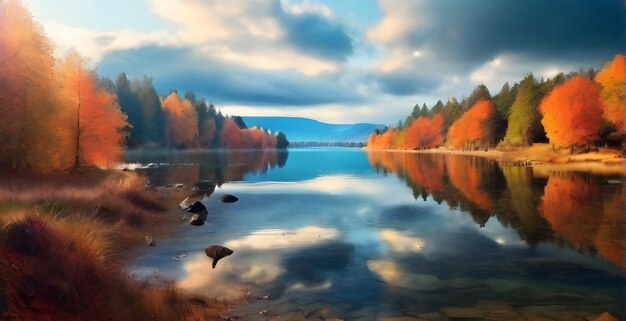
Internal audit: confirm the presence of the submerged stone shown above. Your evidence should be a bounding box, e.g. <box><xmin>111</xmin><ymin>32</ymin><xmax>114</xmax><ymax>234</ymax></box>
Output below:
<box><xmin>220</xmin><ymin>194</ymin><xmax>239</xmax><ymax>203</ymax></box>
<box><xmin>145</xmin><ymin>235</ymin><xmax>155</xmax><ymax>247</ymax></box>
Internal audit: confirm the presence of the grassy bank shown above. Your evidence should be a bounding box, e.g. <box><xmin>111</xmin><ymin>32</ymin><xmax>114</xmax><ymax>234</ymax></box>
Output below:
<box><xmin>0</xmin><ymin>170</ymin><xmax>231</xmax><ymax>321</ymax></box>
<box><xmin>366</xmin><ymin>143</ymin><xmax>625</xmax><ymax>176</ymax></box>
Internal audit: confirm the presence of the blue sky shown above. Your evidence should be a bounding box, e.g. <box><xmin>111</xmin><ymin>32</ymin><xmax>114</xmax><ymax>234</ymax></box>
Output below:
<box><xmin>24</xmin><ymin>0</ymin><xmax>626</xmax><ymax>124</ymax></box>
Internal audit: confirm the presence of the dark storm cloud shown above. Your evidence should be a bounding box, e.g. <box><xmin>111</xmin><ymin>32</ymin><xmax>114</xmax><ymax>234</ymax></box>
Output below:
<box><xmin>274</xmin><ymin>3</ymin><xmax>354</xmax><ymax>61</ymax></box>
<box><xmin>372</xmin><ymin>0</ymin><xmax>625</xmax><ymax>95</ymax></box>
<box><xmin>375</xmin><ymin>71</ymin><xmax>439</xmax><ymax>96</ymax></box>
<box><xmin>97</xmin><ymin>45</ymin><xmax>362</xmax><ymax>106</ymax></box>
<box><xmin>411</xmin><ymin>0</ymin><xmax>625</xmax><ymax>65</ymax></box>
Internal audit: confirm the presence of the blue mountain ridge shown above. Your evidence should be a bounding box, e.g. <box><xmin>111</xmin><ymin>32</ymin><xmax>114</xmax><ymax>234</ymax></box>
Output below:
<box><xmin>242</xmin><ymin>116</ymin><xmax>384</xmax><ymax>143</ymax></box>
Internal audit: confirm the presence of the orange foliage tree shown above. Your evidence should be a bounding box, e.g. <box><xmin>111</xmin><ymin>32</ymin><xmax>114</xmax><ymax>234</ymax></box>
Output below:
<box><xmin>539</xmin><ymin>75</ymin><xmax>603</xmax><ymax>147</ymax></box>
<box><xmin>246</xmin><ymin>127</ymin><xmax>277</xmax><ymax>149</ymax></box>
<box><xmin>446</xmin><ymin>99</ymin><xmax>497</xmax><ymax>150</ymax></box>
<box><xmin>404</xmin><ymin>113</ymin><xmax>444</xmax><ymax>149</ymax></box>
<box><xmin>220</xmin><ymin>119</ymin><xmax>244</xmax><ymax>149</ymax></box>
<box><xmin>221</xmin><ymin>122</ymin><xmax>277</xmax><ymax>149</ymax></box>
<box><xmin>0</xmin><ymin>0</ymin><xmax>61</xmax><ymax>171</ymax></box>
<box><xmin>367</xmin><ymin>128</ymin><xmax>397</xmax><ymax>149</ymax></box>
<box><xmin>57</xmin><ymin>50</ymin><xmax>128</xmax><ymax>168</ymax></box>
<box><xmin>161</xmin><ymin>92</ymin><xmax>198</xmax><ymax>148</ymax></box>
<box><xmin>595</xmin><ymin>54</ymin><xmax>625</xmax><ymax>133</ymax></box>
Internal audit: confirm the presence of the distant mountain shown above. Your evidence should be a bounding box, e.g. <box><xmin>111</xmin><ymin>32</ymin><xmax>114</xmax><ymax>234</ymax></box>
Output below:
<box><xmin>242</xmin><ymin>116</ymin><xmax>384</xmax><ymax>143</ymax></box>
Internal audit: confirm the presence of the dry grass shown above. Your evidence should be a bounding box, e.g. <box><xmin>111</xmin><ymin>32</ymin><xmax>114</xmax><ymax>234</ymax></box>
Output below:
<box><xmin>0</xmin><ymin>170</ymin><xmax>231</xmax><ymax>321</ymax></box>
<box><xmin>367</xmin><ymin>144</ymin><xmax>625</xmax><ymax>176</ymax></box>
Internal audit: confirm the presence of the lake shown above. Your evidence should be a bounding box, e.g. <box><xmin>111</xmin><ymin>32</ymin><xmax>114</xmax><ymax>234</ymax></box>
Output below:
<box><xmin>124</xmin><ymin>148</ymin><xmax>625</xmax><ymax>320</ymax></box>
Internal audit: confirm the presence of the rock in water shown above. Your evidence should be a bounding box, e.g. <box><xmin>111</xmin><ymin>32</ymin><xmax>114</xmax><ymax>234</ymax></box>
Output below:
<box><xmin>205</xmin><ymin>245</ymin><xmax>234</xmax><ymax>268</ymax></box>
<box><xmin>220</xmin><ymin>194</ymin><xmax>239</xmax><ymax>203</ymax></box>
<box><xmin>179</xmin><ymin>197</ymin><xmax>193</xmax><ymax>210</ymax></box>
<box><xmin>188</xmin><ymin>201</ymin><xmax>208</xmax><ymax>215</ymax></box>
<box><xmin>188</xmin><ymin>201</ymin><xmax>208</xmax><ymax>226</ymax></box>
<box><xmin>190</xmin><ymin>214</ymin><xmax>205</xmax><ymax>226</ymax></box>
<box><xmin>145</xmin><ymin>235</ymin><xmax>156</xmax><ymax>247</ymax></box>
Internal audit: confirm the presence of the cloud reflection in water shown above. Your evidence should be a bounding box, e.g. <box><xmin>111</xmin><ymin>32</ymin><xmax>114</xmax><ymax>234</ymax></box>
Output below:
<box><xmin>178</xmin><ymin>226</ymin><xmax>339</xmax><ymax>298</ymax></box>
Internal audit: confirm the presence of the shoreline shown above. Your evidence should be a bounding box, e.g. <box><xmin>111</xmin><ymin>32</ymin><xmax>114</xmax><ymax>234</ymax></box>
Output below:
<box><xmin>364</xmin><ymin>143</ymin><xmax>625</xmax><ymax>176</ymax></box>
<box><xmin>0</xmin><ymin>169</ymin><xmax>235</xmax><ymax>321</ymax></box>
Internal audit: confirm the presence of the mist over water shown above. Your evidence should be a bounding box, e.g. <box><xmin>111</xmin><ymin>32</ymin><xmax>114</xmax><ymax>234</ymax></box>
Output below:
<box><xmin>126</xmin><ymin>149</ymin><xmax>625</xmax><ymax>320</ymax></box>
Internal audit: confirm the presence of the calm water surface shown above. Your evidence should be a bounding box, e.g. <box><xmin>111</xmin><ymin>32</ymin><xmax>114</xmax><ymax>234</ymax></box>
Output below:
<box><xmin>124</xmin><ymin>148</ymin><xmax>625</xmax><ymax>320</ymax></box>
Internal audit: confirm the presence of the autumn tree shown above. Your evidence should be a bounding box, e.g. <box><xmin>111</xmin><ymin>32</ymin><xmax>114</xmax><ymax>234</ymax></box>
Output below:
<box><xmin>57</xmin><ymin>50</ymin><xmax>128</xmax><ymax>168</ymax></box>
<box><xmin>404</xmin><ymin>114</ymin><xmax>444</xmax><ymax>149</ymax></box>
<box><xmin>220</xmin><ymin>118</ymin><xmax>244</xmax><ymax>149</ymax></box>
<box><xmin>595</xmin><ymin>54</ymin><xmax>625</xmax><ymax>133</ymax></box>
<box><xmin>503</xmin><ymin>74</ymin><xmax>542</xmax><ymax>146</ymax></box>
<box><xmin>378</xmin><ymin>129</ymin><xmax>396</xmax><ymax>149</ymax></box>
<box><xmin>0</xmin><ymin>0</ymin><xmax>61</xmax><ymax>171</ymax></box>
<box><xmin>161</xmin><ymin>92</ymin><xmax>199</xmax><ymax>148</ymax></box>
<box><xmin>446</xmin><ymin>99</ymin><xmax>497</xmax><ymax>150</ymax></box>
<box><xmin>539</xmin><ymin>75</ymin><xmax>603</xmax><ymax>148</ymax></box>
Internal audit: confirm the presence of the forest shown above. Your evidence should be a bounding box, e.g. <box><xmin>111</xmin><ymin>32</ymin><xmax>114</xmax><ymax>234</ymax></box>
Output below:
<box><xmin>0</xmin><ymin>1</ymin><xmax>288</xmax><ymax>173</ymax></box>
<box><xmin>367</xmin><ymin>55</ymin><xmax>625</xmax><ymax>152</ymax></box>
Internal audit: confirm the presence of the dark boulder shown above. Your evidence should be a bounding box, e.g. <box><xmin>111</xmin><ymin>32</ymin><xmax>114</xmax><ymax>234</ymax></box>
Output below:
<box><xmin>205</xmin><ymin>245</ymin><xmax>234</xmax><ymax>268</ymax></box>
<box><xmin>188</xmin><ymin>201</ymin><xmax>208</xmax><ymax>215</ymax></box>
<box><xmin>220</xmin><ymin>194</ymin><xmax>239</xmax><ymax>203</ymax></box>
<box><xmin>188</xmin><ymin>201</ymin><xmax>208</xmax><ymax>226</ymax></box>
<box><xmin>190</xmin><ymin>214</ymin><xmax>205</xmax><ymax>226</ymax></box>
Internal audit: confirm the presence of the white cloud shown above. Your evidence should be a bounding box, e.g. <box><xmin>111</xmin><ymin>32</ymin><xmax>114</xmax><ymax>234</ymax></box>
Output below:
<box><xmin>366</xmin><ymin>259</ymin><xmax>441</xmax><ymax>290</ymax></box>
<box><xmin>224</xmin><ymin>226</ymin><xmax>339</xmax><ymax>250</ymax></box>
<box><xmin>43</xmin><ymin>21</ymin><xmax>173</xmax><ymax>61</ymax></box>
<box><xmin>35</xmin><ymin>0</ymin><xmax>349</xmax><ymax>75</ymax></box>
<box><xmin>378</xmin><ymin>229</ymin><xmax>425</xmax><ymax>253</ymax></box>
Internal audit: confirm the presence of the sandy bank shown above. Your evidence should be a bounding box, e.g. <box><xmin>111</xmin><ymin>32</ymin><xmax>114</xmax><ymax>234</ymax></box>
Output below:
<box><xmin>366</xmin><ymin>143</ymin><xmax>625</xmax><ymax>176</ymax></box>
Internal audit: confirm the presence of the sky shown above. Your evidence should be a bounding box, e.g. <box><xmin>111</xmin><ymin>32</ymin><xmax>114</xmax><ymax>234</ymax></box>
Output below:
<box><xmin>23</xmin><ymin>0</ymin><xmax>626</xmax><ymax>124</ymax></box>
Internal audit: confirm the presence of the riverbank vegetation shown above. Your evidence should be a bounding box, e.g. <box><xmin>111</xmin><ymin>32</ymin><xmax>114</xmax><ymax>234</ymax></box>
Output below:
<box><xmin>367</xmin><ymin>55</ymin><xmax>625</xmax><ymax>158</ymax></box>
<box><xmin>0</xmin><ymin>170</ymin><xmax>232</xmax><ymax>320</ymax></box>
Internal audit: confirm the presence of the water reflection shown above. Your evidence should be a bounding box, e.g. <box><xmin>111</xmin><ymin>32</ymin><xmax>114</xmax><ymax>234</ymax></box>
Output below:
<box><xmin>130</xmin><ymin>149</ymin><xmax>625</xmax><ymax>319</ymax></box>
<box><xmin>123</xmin><ymin>149</ymin><xmax>288</xmax><ymax>187</ymax></box>
<box><xmin>178</xmin><ymin>226</ymin><xmax>340</xmax><ymax>297</ymax></box>
<box><xmin>367</xmin><ymin>151</ymin><xmax>624</xmax><ymax>268</ymax></box>
<box><xmin>539</xmin><ymin>173</ymin><xmax>624</xmax><ymax>266</ymax></box>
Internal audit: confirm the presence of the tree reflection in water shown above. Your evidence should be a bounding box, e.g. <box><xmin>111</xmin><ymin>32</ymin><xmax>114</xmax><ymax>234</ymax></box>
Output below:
<box><xmin>539</xmin><ymin>173</ymin><xmax>624</xmax><ymax>267</ymax></box>
<box><xmin>366</xmin><ymin>151</ymin><xmax>624</xmax><ymax>268</ymax></box>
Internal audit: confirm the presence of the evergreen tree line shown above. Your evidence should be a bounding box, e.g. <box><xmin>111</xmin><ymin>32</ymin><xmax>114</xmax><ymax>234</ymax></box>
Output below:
<box><xmin>369</xmin><ymin>55</ymin><xmax>624</xmax><ymax>151</ymax></box>
<box><xmin>99</xmin><ymin>73</ymin><xmax>289</xmax><ymax>150</ymax></box>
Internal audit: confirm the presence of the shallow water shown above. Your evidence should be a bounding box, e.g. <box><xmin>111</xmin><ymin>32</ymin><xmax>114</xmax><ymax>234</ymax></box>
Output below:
<box><xmin>125</xmin><ymin>148</ymin><xmax>625</xmax><ymax>320</ymax></box>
